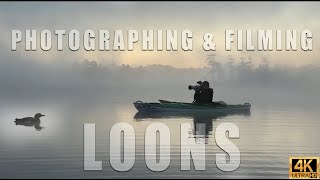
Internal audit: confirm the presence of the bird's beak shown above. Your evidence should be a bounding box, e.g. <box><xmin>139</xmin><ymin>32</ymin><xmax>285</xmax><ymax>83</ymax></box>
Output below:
<box><xmin>41</xmin><ymin>114</ymin><xmax>45</xmax><ymax>117</ymax></box>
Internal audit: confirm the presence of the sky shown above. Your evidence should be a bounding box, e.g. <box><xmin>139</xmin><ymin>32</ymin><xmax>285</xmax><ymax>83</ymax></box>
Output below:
<box><xmin>0</xmin><ymin>1</ymin><xmax>320</xmax><ymax>68</ymax></box>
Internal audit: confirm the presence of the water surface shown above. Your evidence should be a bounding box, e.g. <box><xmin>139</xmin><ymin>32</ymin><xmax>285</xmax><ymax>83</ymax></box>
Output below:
<box><xmin>0</xmin><ymin>96</ymin><xmax>319</xmax><ymax>179</ymax></box>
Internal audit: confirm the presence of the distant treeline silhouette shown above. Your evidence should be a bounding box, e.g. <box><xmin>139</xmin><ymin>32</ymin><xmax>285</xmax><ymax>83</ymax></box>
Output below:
<box><xmin>1</xmin><ymin>56</ymin><xmax>320</xmax><ymax>104</ymax></box>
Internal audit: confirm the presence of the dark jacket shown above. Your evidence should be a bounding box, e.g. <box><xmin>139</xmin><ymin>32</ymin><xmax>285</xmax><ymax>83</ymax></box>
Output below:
<box><xmin>194</xmin><ymin>88</ymin><xmax>213</xmax><ymax>103</ymax></box>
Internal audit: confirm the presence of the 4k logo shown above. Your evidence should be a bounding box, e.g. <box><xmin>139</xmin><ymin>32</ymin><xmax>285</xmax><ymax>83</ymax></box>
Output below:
<box><xmin>289</xmin><ymin>157</ymin><xmax>320</xmax><ymax>179</ymax></box>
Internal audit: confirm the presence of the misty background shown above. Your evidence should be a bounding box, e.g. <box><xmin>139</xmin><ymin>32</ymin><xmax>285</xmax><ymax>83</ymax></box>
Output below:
<box><xmin>1</xmin><ymin>2</ymin><xmax>320</xmax><ymax>178</ymax></box>
<box><xmin>1</xmin><ymin>53</ymin><xmax>319</xmax><ymax>108</ymax></box>
<box><xmin>1</xmin><ymin>1</ymin><xmax>320</xmax><ymax>107</ymax></box>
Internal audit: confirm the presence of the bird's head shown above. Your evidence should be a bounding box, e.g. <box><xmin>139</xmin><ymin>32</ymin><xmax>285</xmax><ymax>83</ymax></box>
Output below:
<box><xmin>34</xmin><ymin>113</ymin><xmax>45</xmax><ymax>119</ymax></box>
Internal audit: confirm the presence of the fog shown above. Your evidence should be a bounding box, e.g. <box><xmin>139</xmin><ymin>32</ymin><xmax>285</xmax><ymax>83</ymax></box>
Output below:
<box><xmin>1</xmin><ymin>50</ymin><xmax>320</xmax><ymax>179</ymax></box>
<box><xmin>1</xmin><ymin>53</ymin><xmax>319</xmax><ymax>109</ymax></box>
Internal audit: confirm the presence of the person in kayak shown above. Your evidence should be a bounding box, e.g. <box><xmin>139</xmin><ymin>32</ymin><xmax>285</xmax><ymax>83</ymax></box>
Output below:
<box><xmin>190</xmin><ymin>81</ymin><xmax>213</xmax><ymax>104</ymax></box>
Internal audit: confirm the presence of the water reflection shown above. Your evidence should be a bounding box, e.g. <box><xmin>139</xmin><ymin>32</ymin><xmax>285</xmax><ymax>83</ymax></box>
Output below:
<box><xmin>14</xmin><ymin>113</ymin><xmax>45</xmax><ymax>131</ymax></box>
<box><xmin>133</xmin><ymin>110</ymin><xmax>250</xmax><ymax>120</ymax></box>
<box><xmin>192</xmin><ymin>113</ymin><xmax>214</xmax><ymax>144</ymax></box>
<box><xmin>134</xmin><ymin>110</ymin><xmax>250</xmax><ymax>144</ymax></box>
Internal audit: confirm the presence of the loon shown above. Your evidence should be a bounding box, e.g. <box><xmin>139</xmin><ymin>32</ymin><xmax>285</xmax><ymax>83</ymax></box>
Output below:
<box><xmin>14</xmin><ymin>113</ymin><xmax>45</xmax><ymax>131</ymax></box>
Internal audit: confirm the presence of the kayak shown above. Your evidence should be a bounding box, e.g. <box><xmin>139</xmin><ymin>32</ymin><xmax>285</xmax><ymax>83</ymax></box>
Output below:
<box><xmin>133</xmin><ymin>99</ymin><xmax>251</xmax><ymax>113</ymax></box>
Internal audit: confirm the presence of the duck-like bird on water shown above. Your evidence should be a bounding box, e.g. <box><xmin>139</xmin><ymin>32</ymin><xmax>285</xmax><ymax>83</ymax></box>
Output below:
<box><xmin>14</xmin><ymin>113</ymin><xmax>45</xmax><ymax>131</ymax></box>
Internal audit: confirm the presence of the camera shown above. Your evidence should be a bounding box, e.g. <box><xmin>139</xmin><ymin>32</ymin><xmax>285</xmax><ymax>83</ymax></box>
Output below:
<box><xmin>188</xmin><ymin>81</ymin><xmax>202</xmax><ymax>91</ymax></box>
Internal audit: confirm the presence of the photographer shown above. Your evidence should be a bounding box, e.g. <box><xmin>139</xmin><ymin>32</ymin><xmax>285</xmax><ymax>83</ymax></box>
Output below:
<box><xmin>190</xmin><ymin>81</ymin><xmax>213</xmax><ymax>104</ymax></box>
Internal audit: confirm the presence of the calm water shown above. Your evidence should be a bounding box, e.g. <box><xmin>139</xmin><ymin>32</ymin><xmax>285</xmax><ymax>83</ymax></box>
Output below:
<box><xmin>0</xmin><ymin>96</ymin><xmax>319</xmax><ymax>179</ymax></box>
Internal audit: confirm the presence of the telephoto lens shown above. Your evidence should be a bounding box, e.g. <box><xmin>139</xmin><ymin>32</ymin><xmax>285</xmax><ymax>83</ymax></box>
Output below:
<box><xmin>188</xmin><ymin>85</ymin><xmax>201</xmax><ymax>91</ymax></box>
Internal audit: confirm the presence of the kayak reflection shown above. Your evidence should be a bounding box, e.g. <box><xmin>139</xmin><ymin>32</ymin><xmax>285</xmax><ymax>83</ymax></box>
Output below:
<box><xmin>134</xmin><ymin>110</ymin><xmax>250</xmax><ymax>144</ymax></box>
<box><xmin>133</xmin><ymin>109</ymin><xmax>250</xmax><ymax>120</ymax></box>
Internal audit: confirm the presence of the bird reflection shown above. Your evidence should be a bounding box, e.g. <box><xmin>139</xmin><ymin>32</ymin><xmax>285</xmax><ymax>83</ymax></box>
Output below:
<box><xmin>14</xmin><ymin>113</ymin><xmax>45</xmax><ymax>131</ymax></box>
<box><xmin>134</xmin><ymin>110</ymin><xmax>250</xmax><ymax>144</ymax></box>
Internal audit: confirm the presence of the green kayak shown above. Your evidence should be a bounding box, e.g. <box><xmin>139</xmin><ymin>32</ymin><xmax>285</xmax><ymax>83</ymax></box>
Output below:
<box><xmin>133</xmin><ymin>99</ymin><xmax>251</xmax><ymax>113</ymax></box>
